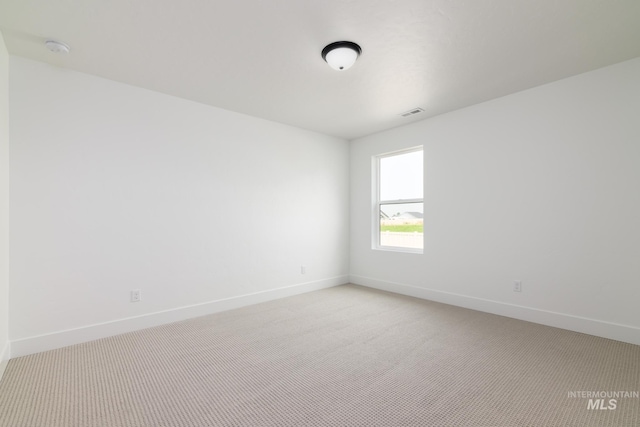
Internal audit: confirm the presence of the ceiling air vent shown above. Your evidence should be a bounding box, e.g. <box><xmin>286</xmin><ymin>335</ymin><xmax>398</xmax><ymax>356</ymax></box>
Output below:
<box><xmin>400</xmin><ymin>107</ymin><xmax>425</xmax><ymax>117</ymax></box>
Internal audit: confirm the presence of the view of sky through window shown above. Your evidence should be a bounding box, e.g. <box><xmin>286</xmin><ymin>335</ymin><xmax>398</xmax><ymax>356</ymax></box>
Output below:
<box><xmin>379</xmin><ymin>149</ymin><xmax>423</xmax><ymax>203</ymax></box>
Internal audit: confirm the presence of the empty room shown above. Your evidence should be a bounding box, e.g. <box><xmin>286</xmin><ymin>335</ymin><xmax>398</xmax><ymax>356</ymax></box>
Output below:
<box><xmin>0</xmin><ymin>1</ymin><xmax>639</xmax><ymax>426</ymax></box>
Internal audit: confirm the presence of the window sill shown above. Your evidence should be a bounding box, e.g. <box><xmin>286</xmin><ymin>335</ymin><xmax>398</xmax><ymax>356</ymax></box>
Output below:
<box><xmin>373</xmin><ymin>246</ymin><xmax>423</xmax><ymax>255</ymax></box>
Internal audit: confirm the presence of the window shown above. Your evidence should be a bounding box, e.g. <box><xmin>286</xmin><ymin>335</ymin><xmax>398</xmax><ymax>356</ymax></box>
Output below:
<box><xmin>374</xmin><ymin>147</ymin><xmax>423</xmax><ymax>252</ymax></box>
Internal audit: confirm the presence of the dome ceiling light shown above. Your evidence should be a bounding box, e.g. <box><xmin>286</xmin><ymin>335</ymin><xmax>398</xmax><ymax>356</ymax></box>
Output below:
<box><xmin>321</xmin><ymin>41</ymin><xmax>362</xmax><ymax>71</ymax></box>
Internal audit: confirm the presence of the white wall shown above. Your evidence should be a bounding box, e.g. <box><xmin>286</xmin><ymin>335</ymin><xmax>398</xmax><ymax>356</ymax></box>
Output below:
<box><xmin>350</xmin><ymin>58</ymin><xmax>640</xmax><ymax>345</ymax></box>
<box><xmin>9</xmin><ymin>57</ymin><xmax>349</xmax><ymax>356</ymax></box>
<box><xmin>0</xmin><ymin>33</ymin><xmax>10</xmax><ymax>376</ymax></box>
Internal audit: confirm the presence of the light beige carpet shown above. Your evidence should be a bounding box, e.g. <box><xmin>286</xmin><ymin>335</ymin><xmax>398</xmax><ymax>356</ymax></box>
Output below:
<box><xmin>0</xmin><ymin>284</ymin><xmax>639</xmax><ymax>426</ymax></box>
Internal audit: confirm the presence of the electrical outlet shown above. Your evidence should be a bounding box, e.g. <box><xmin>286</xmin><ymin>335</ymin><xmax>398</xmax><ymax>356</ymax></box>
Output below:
<box><xmin>301</xmin><ymin>265</ymin><xmax>306</xmax><ymax>275</ymax></box>
<box><xmin>131</xmin><ymin>289</ymin><xmax>141</xmax><ymax>302</ymax></box>
<box><xmin>513</xmin><ymin>281</ymin><xmax>522</xmax><ymax>292</ymax></box>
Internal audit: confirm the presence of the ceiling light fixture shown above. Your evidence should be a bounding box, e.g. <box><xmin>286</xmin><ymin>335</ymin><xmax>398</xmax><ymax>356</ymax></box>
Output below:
<box><xmin>45</xmin><ymin>40</ymin><xmax>70</xmax><ymax>54</ymax></box>
<box><xmin>321</xmin><ymin>41</ymin><xmax>362</xmax><ymax>71</ymax></box>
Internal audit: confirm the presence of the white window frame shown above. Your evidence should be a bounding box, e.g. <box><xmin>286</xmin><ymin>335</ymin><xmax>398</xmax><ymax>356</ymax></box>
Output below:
<box><xmin>373</xmin><ymin>146</ymin><xmax>424</xmax><ymax>254</ymax></box>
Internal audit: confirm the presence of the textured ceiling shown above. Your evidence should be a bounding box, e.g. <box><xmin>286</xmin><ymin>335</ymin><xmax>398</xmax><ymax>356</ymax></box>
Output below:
<box><xmin>1</xmin><ymin>0</ymin><xmax>640</xmax><ymax>140</ymax></box>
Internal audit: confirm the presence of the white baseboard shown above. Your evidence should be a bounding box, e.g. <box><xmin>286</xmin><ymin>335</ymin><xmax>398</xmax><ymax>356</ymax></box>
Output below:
<box><xmin>11</xmin><ymin>276</ymin><xmax>348</xmax><ymax>358</ymax></box>
<box><xmin>0</xmin><ymin>341</ymin><xmax>10</xmax><ymax>382</ymax></box>
<box><xmin>350</xmin><ymin>275</ymin><xmax>640</xmax><ymax>346</ymax></box>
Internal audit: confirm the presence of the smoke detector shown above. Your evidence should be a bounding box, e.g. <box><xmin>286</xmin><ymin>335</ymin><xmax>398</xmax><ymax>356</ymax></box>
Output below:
<box><xmin>45</xmin><ymin>40</ymin><xmax>70</xmax><ymax>54</ymax></box>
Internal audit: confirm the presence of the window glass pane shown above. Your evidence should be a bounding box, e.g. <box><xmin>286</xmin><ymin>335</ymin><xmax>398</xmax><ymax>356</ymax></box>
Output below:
<box><xmin>380</xmin><ymin>202</ymin><xmax>423</xmax><ymax>249</ymax></box>
<box><xmin>379</xmin><ymin>150</ymin><xmax>423</xmax><ymax>201</ymax></box>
